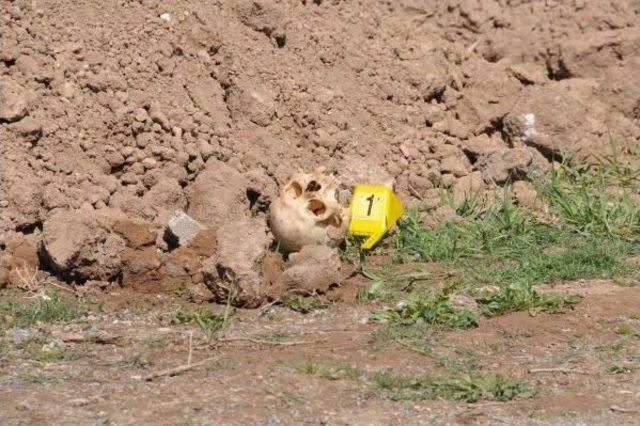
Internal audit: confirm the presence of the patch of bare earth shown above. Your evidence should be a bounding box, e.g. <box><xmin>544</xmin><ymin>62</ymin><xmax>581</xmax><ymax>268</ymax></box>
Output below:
<box><xmin>0</xmin><ymin>280</ymin><xmax>639</xmax><ymax>425</ymax></box>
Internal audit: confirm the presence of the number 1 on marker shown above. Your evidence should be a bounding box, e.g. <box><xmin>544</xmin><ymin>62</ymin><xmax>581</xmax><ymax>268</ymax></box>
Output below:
<box><xmin>365</xmin><ymin>194</ymin><xmax>374</xmax><ymax>216</ymax></box>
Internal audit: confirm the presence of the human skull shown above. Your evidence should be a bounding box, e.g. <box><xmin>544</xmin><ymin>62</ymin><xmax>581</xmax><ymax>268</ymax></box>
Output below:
<box><xmin>269</xmin><ymin>168</ymin><xmax>350</xmax><ymax>253</ymax></box>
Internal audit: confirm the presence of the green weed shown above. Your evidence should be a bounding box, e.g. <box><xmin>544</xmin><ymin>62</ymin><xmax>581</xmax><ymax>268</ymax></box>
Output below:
<box><xmin>0</xmin><ymin>340</ymin><xmax>9</xmax><ymax>361</ymax></box>
<box><xmin>294</xmin><ymin>361</ymin><xmax>363</xmax><ymax>381</ymax></box>
<box><xmin>171</xmin><ymin>307</ymin><xmax>226</xmax><ymax>338</ymax></box>
<box><xmin>433</xmin><ymin>349</ymin><xmax>481</xmax><ymax>374</ymax></box>
<box><xmin>597</xmin><ymin>339</ymin><xmax>627</xmax><ymax>354</ymax></box>
<box><xmin>28</xmin><ymin>344</ymin><xmax>74</xmax><ymax>364</ymax></box>
<box><xmin>138</xmin><ymin>335</ymin><xmax>169</xmax><ymax>348</ymax></box>
<box><xmin>0</xmin><ymin>290</ymin><xmax>88</xmax><ymax>328</ymax></box>
<box><xmin>358</xmin><ymin>268</ymin><xmax>430</xmax><ymax>302</ymax></box>
<box><xmin>615</xmin><ymin>324</ymin><xmax>635</xmax><ymax>336</ymax></box>
<box><xmin>542</xmin><ymin>161</ymin><xmax>640</xmax><ymax>238</ymax></box>
<box><xmin>373</xmin><ymin>371</ymin><xmax>534</xmax><ymax>403</ymax></box>
<box><xmin>370</xmin><ymin>294</ymin><xmax>478</xmax><ymax>329</ymax></box>
<box><xmin>283</xmin><ymin>295</ymin><xmax>325</xmax><ymax>314</ymax></box>
<box><xmin>476</xmin><ymin>283</ymin><xmax>582</xmax><ymax>317</ymax></box>
<box><xmin>381</xmin><ymin>158</ymin><xmax>640</xmax><ymax>326</ymax></box>
<box><xmin>373</xmin><ymin>324</ymin><xmax>433</xmax><ymax>356</ymax></box>
<box><xmin>607</xmin><ymin>363</ymin><xmax>633</xmax><ymax>374</ymax></box>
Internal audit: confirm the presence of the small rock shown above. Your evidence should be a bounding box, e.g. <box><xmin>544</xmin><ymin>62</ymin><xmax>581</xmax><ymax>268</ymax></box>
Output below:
<box><xmin>461</xmin><ymin>134</ymin><xmax>505</xmax><ymax>160</ymax></box>
<box><xmin>440</xmin><ymin>154</ymin><xmax>471</xmax><ymax>177</ymax></box>
<box><xmin>11</xmin><ymin>117</ymin><xmax>42</xmax><ymax>144</ymax></box>
<box><xmin>283</xmin><ymin>245</ymin><xmax>342</xmax><ymax>295</ymax></box>
<box><xmin>59</xmin><ymin>82</ymin><xmax>75</xmax><ymax>99</ymax></box>
<box><xmin>511</xmin><ymin>181</ymin><xmax>543</xmax><ymax>210</ymax></box>
<box><xmin>0</xmin><ymin>79</ymin><xmax>31</xmax><ymax>122</ymax></box>
<box><xmin>164</xmin><ymin>211</ymin><xmax>204</xmax><ymax>247</ymax></box>
<box><xmin>202</xmin><ymin>218</ymin><xmax>271</xmax><ymax>307</ymax></box>
<box><xmin>450</xmin><ymin>294</ymin><xmax>481</xmax><ymax>317</ymax></box>
<box><xmin>40</xmin><ymin>208</ymin><xmax>128</xmax><ymax>282</ymax></box>
<box><xmin>120</xmin><ymin>172</ymin><xmax>138</xmax><ymax>185</ymax></box>
<box><xmin>148</xmin><ymin>103</ymin><xmax>170</xmax><ymax>131</ymax></box>
<box><xmin>452</xmin><ymin>171</ymin><xmax>484</xmax><ymax>206</ymax></box>
<box><xmin>432</xmin><ymin>116</ymin><xmax>470</xmax><ymax>139</ymax></box>
<box><xmin>68</xmin><ymin>398</ymin><xmax>91</xmax><ymax>407</ymax></box>
<box><xmin>159</xmin><ymin>13</ymin><xmax>171</xmax><ymax>22</ymax></box>
<box><xmin>133</xmin><ymin>108</ymin><xmax>149</xmax><ymax>122</ymax></box>
<box><xmin>421</xmin><ymin>205</ymin><xmax>460</xmax><ymax>227</ymax></box>
<box><xmin>479</xmin><ymin>147</ymin><xmax>550</xmax><ymax>184</ymax></box>
<box><xmin>440</xmin><ymin>173</ymin><xmax>457</xmax><ymax>188</ymax></box>
<box><xmin>508</xmin><ymin>62</ymin><xmax>548</xmax><ymax>85</ymax></box>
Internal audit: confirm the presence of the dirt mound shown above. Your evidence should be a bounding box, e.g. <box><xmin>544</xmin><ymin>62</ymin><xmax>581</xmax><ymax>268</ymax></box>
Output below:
<box><xmin>2</xmin><ymin>0</ymin><xmax>639</xmax><ymax>300</ymax></box>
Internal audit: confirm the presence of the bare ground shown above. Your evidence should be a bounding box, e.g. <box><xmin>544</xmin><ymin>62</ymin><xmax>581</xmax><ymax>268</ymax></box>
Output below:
<box><xmin>2</xmin><ymin>279</ymin><xmax>640</xmax><ymax>425</ymax></box>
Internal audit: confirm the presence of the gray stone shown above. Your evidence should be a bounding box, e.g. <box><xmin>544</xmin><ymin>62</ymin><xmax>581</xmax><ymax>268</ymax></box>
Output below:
<box><xmin>164</xmin><ymin>211</ymin><xmax>203</xmax><ymax>247</ymax></box>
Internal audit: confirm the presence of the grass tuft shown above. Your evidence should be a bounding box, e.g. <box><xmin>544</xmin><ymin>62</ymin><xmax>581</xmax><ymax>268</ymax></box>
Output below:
<box><xmin>475</xmin><ymin>283</ymin><xmax>582</xmax><ymax>317</ymax></box>
<box><xmin>380</xmin><ymin>159</ymin><xmax>640</xmax><ymax>325</ymax></box>
<box><xmin>171</xmin><ymin>306</ymin><xmax>226</xmax><ymax>338</ymax></box>
<box><xmin>371</xmin><ymin>294</ymin><xmax>478</xmax><ymax>329</ymax></box>
<box><xmin>373</xmin><ymin>371</ymin><xmax>534</xmax><ymax>403</ymax></box>
<box><xmin>0</xmin><ymin>290</ymin><xmax>87</xmax><ymax>328</ymax></box>
<box><xmin>294</xmin><ymin>361</ymin><xmax>363</xmax><ymax>380</ymax></box>
<box><xmin>283</xmin><ymin>295</ymin><xmax>325</xmax><ymax>314</ymax></box>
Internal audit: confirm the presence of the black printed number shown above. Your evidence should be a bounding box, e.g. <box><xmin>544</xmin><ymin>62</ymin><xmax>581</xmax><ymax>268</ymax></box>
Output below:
<box><xmin>366</xmin><ymin>194</ymin><xmax>375</xmax><ymax>216</ymax></box>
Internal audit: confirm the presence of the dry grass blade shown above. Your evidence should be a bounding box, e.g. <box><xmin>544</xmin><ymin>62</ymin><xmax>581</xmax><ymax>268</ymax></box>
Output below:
<box><xmin>528</xmin><ymin>367</ymin><xmax>589</xmax><ymax>375</ymax></box>
<box><xmin>141</xmin><ymin>355</ymin><xmax>222</xmax><ymax>381</ymax></box>
<box><xmin>219</xmin><ymin>336</ymin><xmax>325</xmax><ymax>346</ymax></box>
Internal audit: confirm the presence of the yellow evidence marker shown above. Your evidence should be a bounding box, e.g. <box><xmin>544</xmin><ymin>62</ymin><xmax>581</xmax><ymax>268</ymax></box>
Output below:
<box><xmin>348</xmin><ymin>185</ymin><xmax>404</xmax><ymax>249</ymax></box>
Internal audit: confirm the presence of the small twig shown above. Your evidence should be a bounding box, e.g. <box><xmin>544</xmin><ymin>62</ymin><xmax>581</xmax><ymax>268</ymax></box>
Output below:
<box><xmin>48</xmin><ymin>282</ymin><xmax>76</xmax><ymax>294</ymax></box>
<box><xmin>187</xmin><ymin>331</ymin><xmax>194</xmax><ymax>366</ymax></box>
<box><xmin>141</xmin><ymin>356</ymin><xmax>220</xmax><ymax>381</ymax></box>
<box><xmin>408</xmin><ymin>184</ymin><xmax>424</xmax><ymax>201</ymax></box>
<box><xmin>57</xmin><ymin>332</ymin><xmax>124</xmax><ymax>345</ymax></box>
<box><xmin>258</xmin><ymin>299</ymin><xmax>281</xmax><ymax>316</ymax></box>
<box><xmin>528</xmin><ymin>367</ymin><xmax>589</xmax><ymax>375</ymax></box>
<box><xmin>610</xmin><ymin>405</ymin><xmax>639</xmax><ymax>414</ymax></box>
<box><xmin>466</xmin><ymin>39</ymin><xmax>481</xmax><ymax>55</ymax></box>
<box><xmin>219</xmin><ymin>336</ymin><xmax>325</xmax><ymax>346</ymax></box>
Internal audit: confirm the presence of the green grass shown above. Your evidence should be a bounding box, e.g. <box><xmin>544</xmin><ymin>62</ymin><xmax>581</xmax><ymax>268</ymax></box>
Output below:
<box><xmin>607</xmin><ymin>363</ymin><xmax>633</xmax><ymax>374</ymax></box>
<box><xmin>137</xmin><ymin>335</ymin><xmax>169</xmax><ymax>349</ymax></box>
<box><xmin>373</xmin><ymin>371</ymin><xmax>534</xmax><ymax>403</ymax></box>
<box><xmin>373</xmin><ymin>324</ymin><xmax>433</xmax><ymax>355</ymax></box>
<box><xmin>282</xmin><ymin>295</ymin><xmax>326</xmax><ymax>314</ymax></box>
<box><xmin>28</xmin><ymin>344</ymin><xmax>74</xmax><ymax>364</ymax></box>
<box><xmin>370</xmin><ymin>294</ymin><xmax>477</xmax><ymax>329</ymax></box>
<box><xmin>475</xmin><ymin>283</ymin><xmax>582</xmax><ymax>317</ymax></box>
<box><xmin>358</xmin><ymin>268</ymin><xmax>430</xmax><ymax>302</ymax></box>
<box><xmin>291</xmin><ymin>359</ymin><xmax>532</xmax><ymax>403</ymax></box>
<box><xmin>171</xmin><ymin>306</ymin><xmax>227</xmax><ymax>338</ymax></box>
<box><xmin>0</xmin><ymin>290</ymin><xmax>88</xmax><ymax>328</ymax></box>
<box><xmin>0</xmin><ymin>340</ymin><xmax>9</xmax><ymax>361</ymax></box>
<box><xmin>360</xmin><ymin>158</ymin><xmax>640</xmax><ymax>333</ymax></box>
<box><xmin>293</xmin><ymin>361</ymin><xmax>363</xmax><ymax>381</ymax></box>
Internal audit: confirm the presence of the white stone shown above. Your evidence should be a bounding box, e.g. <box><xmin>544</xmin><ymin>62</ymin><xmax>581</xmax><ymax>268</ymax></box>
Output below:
<box><xmin>164</xmin><ymin>210</ymin><xmax>203</xmax><ymax>247</ymax></box>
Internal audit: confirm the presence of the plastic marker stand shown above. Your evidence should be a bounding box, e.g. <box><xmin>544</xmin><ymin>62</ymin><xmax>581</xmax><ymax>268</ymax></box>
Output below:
<box><xmin>348</xmin><ymin>185</ymin><xmax>404</xmax><ymax>249</ymax></box>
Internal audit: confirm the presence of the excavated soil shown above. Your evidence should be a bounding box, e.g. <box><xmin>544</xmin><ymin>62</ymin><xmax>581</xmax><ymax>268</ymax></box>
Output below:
<box><xmin>2</xmin><ymin>0</ymin><xmax>640</xmax><ymax>423</ymax></box>
<box><xmin>2</xmin><ymin>0</ymin><xmax>640</xmax><ymax>295</ymax></box>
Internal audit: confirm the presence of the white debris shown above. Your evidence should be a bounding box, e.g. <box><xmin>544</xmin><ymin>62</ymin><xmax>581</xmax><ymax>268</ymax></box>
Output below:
<box><xmin>521</xmin><ymin>112</ymin><xmax>537</xmax><ymax>141</ymax></box>
<box><xmin>159</xmin><ymin>13</ymin><xmax>171</xmax><ymax>22</ymax></box>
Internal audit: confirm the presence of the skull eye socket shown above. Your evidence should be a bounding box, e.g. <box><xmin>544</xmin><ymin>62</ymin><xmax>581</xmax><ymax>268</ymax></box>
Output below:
<box><xmin>285</xmin><ymin>181</ymin><xmax>303</xmax><ymax>198</ymax></box>
<box><xmin>307</xmin><ymin>199</ymin><xmax>326</xmax><ymax>216</ymax></box>
<box><xmin>319</xmin><ymin>214</ymin><xmax>342</xmax><ymax>228</ymax></box>
<box><xmin>306</xmin><ymin>180</ymin><xmax>321</xmax><ymax>192</ymax></box>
